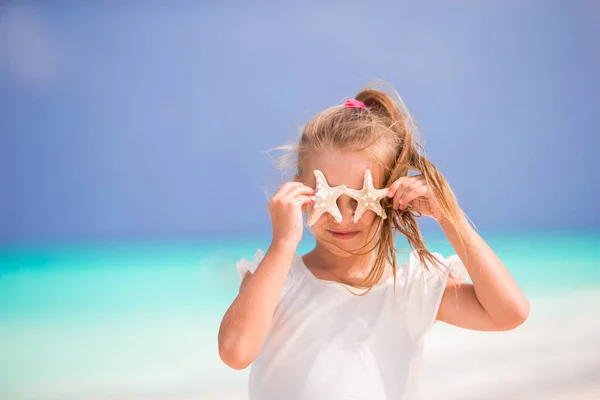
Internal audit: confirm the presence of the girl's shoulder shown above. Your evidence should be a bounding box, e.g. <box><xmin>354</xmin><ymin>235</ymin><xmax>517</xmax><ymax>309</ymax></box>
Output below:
<box><xmin>234</xmin><ymin>248</ymin><xmax>266</xmax><ymax>282</ymax></box>
<box><xmin>400</xmin><ymin>249</ymin><xmax>469</xmax><ymax>337</ymax></box>
<box><xmin>234</xmin><ymin>248</ymin><xmax>305</xmax><ymax>299</ymax></box>
<box><xmin>234</xmin><ymin>248</ymin><xmax>304</xmax><ymax>281</ymax></box>
<box><xmin>402</xmin><ymin>249</ymin><xmax>469</xmax><ymax>289</ymax></box>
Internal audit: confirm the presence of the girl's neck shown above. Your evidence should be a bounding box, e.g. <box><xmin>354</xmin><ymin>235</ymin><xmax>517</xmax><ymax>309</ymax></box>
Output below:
<box><xmin>304</xmin><ymin>242</ymin><xmax>380</xmax><ymax>284</ymax></box>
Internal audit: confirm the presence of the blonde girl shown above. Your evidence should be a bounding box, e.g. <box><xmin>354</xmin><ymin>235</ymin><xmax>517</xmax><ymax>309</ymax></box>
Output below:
<box><xmin>218</xmin><ymin>84</ymin><xmax>529</xmax><ymax>400</ymax></box>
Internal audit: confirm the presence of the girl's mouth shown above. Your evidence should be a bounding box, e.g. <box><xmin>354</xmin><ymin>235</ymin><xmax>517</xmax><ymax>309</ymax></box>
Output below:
<box><xmin>329</xmin><ymin>230</ymin><xmax>360</xmax><ymax>240</ymax></box>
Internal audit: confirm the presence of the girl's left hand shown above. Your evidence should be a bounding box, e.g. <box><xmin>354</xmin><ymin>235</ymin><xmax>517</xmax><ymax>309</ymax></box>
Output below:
<box><xmin>386</xmin><ymin>174</ymin><xmax>444</xmax><ymax>222</ymax></box>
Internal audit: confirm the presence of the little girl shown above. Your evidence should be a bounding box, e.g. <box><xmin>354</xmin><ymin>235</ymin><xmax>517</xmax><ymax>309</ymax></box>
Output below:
<box><xmin>218</xmin><ymin>85</ymin><xmax>529</xmax><ymax>399</ymax></box>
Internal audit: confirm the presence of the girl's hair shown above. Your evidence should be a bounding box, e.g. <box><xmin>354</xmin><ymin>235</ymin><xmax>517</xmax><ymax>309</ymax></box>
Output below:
<box><xmin>272</xmin><ymin>81</ymin><xmax>475</xmax><ymax>295</ymax></box>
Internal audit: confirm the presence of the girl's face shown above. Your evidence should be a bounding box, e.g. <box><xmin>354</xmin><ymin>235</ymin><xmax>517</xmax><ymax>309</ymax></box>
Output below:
<box><xmin>299</xmin><ymin>150</ymin><xmax>385</xmax><ymax>254</ymax></box>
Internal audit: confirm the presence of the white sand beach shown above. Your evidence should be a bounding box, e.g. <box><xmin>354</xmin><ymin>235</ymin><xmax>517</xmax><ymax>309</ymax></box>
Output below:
<box><xmin>418</xmin><ymin>288</ymin><xmax>600</xmax><ymax>399</ymax></box>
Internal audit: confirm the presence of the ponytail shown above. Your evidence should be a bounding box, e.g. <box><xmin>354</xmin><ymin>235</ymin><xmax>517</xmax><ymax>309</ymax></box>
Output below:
<box><xmin>355</xmin><ymin>87</ymin><xmax>475</xmax><ymax>292</ymax></box>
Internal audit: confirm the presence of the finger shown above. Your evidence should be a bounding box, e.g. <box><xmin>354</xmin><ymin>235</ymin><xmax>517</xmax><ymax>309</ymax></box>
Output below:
<box><xmin>394</xmin><ymin>179</ymin><xmax>427</xmax><ymax>208</ymax></box>
<box><xmin>391</xmin><ymin>181</ymin><xmax>414</xmax><ymax>206</ymax></box>
<box><xmin>273</xmin><ymin>182</ymin><xmax>306</xmax><ymax>201</ymax></box>
<box><xmin>398</xmin><ymin>186</ymin><xmax>428</xmax><ymax>209</ymax></box>
<box><xmin>386</xmin><ymin>177</ymin><xmax>410</xmax><ymax>198</ymax></box>
<box><xmin>389</xmin><ymin>176</ymin><xmax>423</xmax><ymax>201</ymax></box>
<box><xmin>285</xmin><ymin>184</ymin><xmax>316</xmax><ymax>200</ymax></box>
<box><xmin>274</xmin><ymin>188</ymin><xmax>315</xmax><ymax>213</ymax></box>
<box><xmin>294</xmin><ymin>195</ymin><xmax>314</xmax><ymax>211</ymax></box>
<box><xmin>276</xmin><ymin>194</ymin><xmax>313</xmax><ymax>213</ymax></box>
<box><xmin>393</xmin><ymin>179</ymin><xmax>421</xmax><ymax>209</ymax></box>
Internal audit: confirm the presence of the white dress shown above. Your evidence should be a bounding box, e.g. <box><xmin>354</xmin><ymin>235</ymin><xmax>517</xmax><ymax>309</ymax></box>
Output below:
<box><xmin>235</xmin><ymin>249</ymin><xmax>468</xmax><ymax>400</ymax></box>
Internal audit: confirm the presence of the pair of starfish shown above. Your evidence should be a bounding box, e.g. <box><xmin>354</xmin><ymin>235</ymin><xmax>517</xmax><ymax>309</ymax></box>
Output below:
<box><xmin>308</xmin><ymin>169</ymin><xmax>389</xmax><ymax>226</ymax></box>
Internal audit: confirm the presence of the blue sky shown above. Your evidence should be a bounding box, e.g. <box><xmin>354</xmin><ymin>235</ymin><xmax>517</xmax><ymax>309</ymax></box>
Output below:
<box><xmin>1</xmin><ymin>1</ymin><xmax>599</xmax><ymax>242</ymax></box>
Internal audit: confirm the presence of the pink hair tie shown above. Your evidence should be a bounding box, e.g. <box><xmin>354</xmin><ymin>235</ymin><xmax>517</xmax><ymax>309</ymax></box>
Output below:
<box><xmin>344</xmin><ymin>99</ymin><xmax>365</xmax><ymax>109</ymax></box>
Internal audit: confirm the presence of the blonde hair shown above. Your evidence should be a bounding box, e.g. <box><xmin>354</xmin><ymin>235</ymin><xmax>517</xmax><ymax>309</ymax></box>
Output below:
<box><xmin>273</xmin><ymin>81</ymin><xmax>475</xmax><ymax>295</ymax></box>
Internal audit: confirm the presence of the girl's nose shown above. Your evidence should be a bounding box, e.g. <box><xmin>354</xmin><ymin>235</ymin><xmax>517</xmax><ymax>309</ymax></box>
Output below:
<box><xmin>337</xmin><ymin>197</ymin><xmax>356</xmax><ymax>223</ymax></box>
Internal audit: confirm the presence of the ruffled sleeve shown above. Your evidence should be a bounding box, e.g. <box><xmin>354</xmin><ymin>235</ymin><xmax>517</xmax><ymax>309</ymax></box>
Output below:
<box><xmin>403</xmin><ymin>250</ymin><xmax>469</xmax><ymax>339</ymax></box>
<box><xmin>235</xmin><ymin>248</ymin><xmax>265</xmax><ymax>282</ymax></box>
<box><xmin>234</xmin><ymin>248</ymin><xmax>297</xmax><ymax>302</ymax></box>
<box><xmin>440</xmin><ymin>253</ymin><xmax>469</xmax><ymax>282</ymax></box>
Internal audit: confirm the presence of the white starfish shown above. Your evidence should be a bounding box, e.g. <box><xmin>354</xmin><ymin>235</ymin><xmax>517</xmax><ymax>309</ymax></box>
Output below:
<box><xmin>346</xmin><ymin>169</ymin><xmax>389</xmax><ymax>223</ymax></box>
<box><xmin>307</xmin><ymin>170</ymin><xmax>347</xmax><ymax>226</ymax></box>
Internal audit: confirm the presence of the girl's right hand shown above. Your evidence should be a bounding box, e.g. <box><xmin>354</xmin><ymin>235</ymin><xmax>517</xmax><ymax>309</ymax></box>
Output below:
<box><xmin>268</xmin><ymin>182</ymin><xmax>315</xmax><ymax>246</ymax></box>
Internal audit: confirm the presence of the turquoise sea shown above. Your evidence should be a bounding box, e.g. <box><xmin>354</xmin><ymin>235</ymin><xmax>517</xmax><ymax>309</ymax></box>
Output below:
<box><xmin>1</xmin><ymin>230</ymin><xmax>599</xmax><ymax>399</ymax></box>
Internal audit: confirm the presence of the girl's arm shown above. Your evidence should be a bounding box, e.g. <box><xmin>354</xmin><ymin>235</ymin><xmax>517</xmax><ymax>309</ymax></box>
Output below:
<box><xmin>218</xmin><ymin>182</ymin><xmax>314</xmax><ymax>370</ymax></box>
<box><xmin>218</xmin><ymin>241</ymin><xmax>297</xmax><ymax>370</ymax></box>
<box><xmin>436</xmin><ymin>217</ymin><xmax>530</xmax><ymax>331</ymax></box>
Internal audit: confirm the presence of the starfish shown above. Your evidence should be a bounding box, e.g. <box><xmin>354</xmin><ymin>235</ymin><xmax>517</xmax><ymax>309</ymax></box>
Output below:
<box><xmin>307</xmin><ymin>170</ymin><xmax>347</xmax><ymax>226</ymax></box>
<box><xmin>346</xmin><ymin>169</ymin><xmax>389</xmax><ymax>223</ymax></box>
